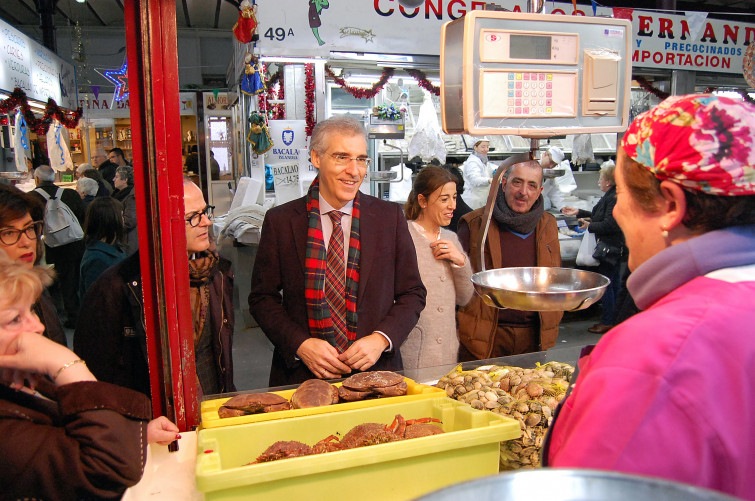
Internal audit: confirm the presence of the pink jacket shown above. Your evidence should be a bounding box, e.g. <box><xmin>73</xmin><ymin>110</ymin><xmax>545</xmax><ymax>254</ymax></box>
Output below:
<box><xmin>548</xmin><ymin>267</ymin><xmax>755</xmax><ymax>499</ymax></box>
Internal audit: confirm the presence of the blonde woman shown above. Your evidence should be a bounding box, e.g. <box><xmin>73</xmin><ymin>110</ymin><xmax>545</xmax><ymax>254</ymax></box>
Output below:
<box><xmin>0</xmin><ymin>254</ymin><xmax>178</xmax><ymax>500</ymax></box>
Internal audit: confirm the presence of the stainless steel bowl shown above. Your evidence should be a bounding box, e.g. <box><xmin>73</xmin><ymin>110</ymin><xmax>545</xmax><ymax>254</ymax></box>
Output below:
<box><xmin>416</xmin><ymin>469</ymin><xmax>739</xmax><ymax>501</ymax></box>
<box><xmin>471</xmin><ymin>267</ymin><xmax>609</xmax><ymax>312</ymax></box>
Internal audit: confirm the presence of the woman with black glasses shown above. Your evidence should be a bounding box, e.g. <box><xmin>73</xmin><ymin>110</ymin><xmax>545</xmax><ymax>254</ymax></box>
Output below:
<box><xmin>0</xmin><ymin>184</ymin><xmax>67</xmax><ymax>346</ymax></box>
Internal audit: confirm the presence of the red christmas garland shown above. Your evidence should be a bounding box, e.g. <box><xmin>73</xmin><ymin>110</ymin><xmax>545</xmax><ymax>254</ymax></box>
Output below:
<box><xmin>325</xmin><ymin>65</ymin><xmax>394</xmax><ymax>99</ymax></box>
<box><xmin>305</xmin><ymin>63</ymin><xmax>316</xmax><ymax>136</ymax></box>
<box><xmin>405</xmin><ymin>69</ymin><xmax>440</xmax><ymax>96</ymax></box>
<box><xmin>634</xmin><ymin>76</ymin><xmax>670</xmax><ymax>101</ymax></box>
<box><xmin>0</xmin><ymin>87</ymin><xmax>83</xmax><ymax>135</ymax></box>
<box><xmin>272</xmin><ymin>71</ymin><xmax>285</xmax><ymax>119</ymax></box>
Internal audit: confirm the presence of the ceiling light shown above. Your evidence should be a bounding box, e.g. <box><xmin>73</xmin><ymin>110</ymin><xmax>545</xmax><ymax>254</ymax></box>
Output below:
<box><xmin>76</xmin><ymin>0</ymin><xmax>86</xmax><ymax>3</ymax></box>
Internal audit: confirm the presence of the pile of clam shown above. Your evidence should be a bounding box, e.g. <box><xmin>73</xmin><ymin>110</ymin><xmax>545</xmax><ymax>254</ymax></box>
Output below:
<box><xmin>435</xmin><ymin>361</ymin><xmax>573</xmax><ymax>470</ymax></box>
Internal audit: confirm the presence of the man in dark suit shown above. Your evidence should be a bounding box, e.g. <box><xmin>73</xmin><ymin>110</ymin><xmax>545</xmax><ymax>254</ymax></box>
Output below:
<box><xmin>249</xmin><ymin>115</ymin><xmax>426</xmax><ymax>386</ymax></box>
<box><xmin>29</xmin><ymin>165</ymin><xmax>86</xmax><ymax>328</ymax></box>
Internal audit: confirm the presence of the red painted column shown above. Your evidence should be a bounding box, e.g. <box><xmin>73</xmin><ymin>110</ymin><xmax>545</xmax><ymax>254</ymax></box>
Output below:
<box><xmin>124</xmin><ymin>0</ymin><xmax>199</xmax><ymax>430</ymax></box>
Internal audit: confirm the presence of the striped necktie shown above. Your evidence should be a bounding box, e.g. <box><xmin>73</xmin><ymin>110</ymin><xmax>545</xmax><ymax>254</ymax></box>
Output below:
<box><xmin>325</xmin><ymin>210</ymin><xmax>348</xmax><ymax>352</ymax></box>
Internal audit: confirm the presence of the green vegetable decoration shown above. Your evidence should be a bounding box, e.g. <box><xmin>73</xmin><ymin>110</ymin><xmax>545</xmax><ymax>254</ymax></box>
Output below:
<box><xmin>247</xmin><ymin>111</ymin><xmax>273</xmax><ymax>154</ymax></box>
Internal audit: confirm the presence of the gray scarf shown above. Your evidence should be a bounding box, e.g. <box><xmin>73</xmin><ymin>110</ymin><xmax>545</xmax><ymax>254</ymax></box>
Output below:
<box><xmin>491</xmin><ymin>189</ymin><xmax>544</xmax><ymax>235</ymax></box>
<box><xmin>473</xmin><ymin>151</ymin><xmax>489</xmax><ymax>164</ymax></box>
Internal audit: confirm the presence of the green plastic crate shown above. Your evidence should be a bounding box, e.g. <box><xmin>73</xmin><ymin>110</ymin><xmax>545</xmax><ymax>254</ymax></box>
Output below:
<box><xmin>195</xmin><ymin>397</ymin><xmax>521</xmax><ymax>500</ymax></box>
<box><xmin>200</xmin><ymin>377</ymin><xmax>445</xmax><ymax>429</ymax></box>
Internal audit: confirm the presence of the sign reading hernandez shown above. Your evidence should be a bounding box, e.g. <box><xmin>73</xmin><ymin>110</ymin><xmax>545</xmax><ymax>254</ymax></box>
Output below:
<box><xmin>256</xmin><ymin>0</ymin><xmax>755</xmax><ymax>75</ymax></box>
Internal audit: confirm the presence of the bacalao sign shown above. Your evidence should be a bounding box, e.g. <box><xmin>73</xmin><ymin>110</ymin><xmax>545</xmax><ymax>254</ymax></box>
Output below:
<box><xmin>256</xmin><ymin>0</ymin><xmax>755</xmax><ymax>74</ymax></box>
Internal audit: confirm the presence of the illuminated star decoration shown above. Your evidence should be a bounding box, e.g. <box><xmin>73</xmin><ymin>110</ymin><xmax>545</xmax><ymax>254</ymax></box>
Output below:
<box><xmin>95</xmin><ymin>58</ymin><xmax>129</xmax><ymax>102</ymax></box>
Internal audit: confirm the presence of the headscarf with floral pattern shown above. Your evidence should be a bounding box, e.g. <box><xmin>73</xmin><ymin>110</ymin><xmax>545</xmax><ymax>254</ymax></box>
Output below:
<box><xmin>621</xmin><ymin>94</ymin><xmax>755</xmax><ymax>196</ymax></box>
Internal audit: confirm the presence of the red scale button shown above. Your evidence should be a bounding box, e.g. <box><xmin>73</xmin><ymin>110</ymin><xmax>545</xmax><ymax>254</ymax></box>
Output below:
<box><xmin>515</xmin><ymin>90</ymin><xmax>522</xmax><ymax>97</ymax></box>
<box><xmin>523</xmin><ymin>74</ymin><xmax>529</xmax><ymax>80</ymax></box>
<box><xmin>539</xmin><ymin>73</ymin><xmax>546</xmax><ymax>80</ymax></box>
<box><xmin>516</xmin><ymin>82</ymin><xmax>522</xmax><ymax>89</ymax></box>
<box><xmin>515</xmin><ymin>107</ymin><xmax>522</xmax><ymax>114</ymax></box>
<box><xmin>546</xmin><ymin>82</ymin><xmax>552</xmax><ymax>89</ymax></box>
<box><xmin>515</xmin><ymin>99</ymin><xmax>522</xmax><ymax>106</ymax></box>
<box><xmin>546</xmin><ymin>99</ymin><xmax>552</xmax><ymax>106</ymax></box>
<box><xmin>523</xmin><ymin>107</ymin><xmax>530</xmax><ymax>114</ymax></box>
<box><xmin>546</xmin><ymin>91</ymin><xmax>552</xmax><ymax>98</ymax></box>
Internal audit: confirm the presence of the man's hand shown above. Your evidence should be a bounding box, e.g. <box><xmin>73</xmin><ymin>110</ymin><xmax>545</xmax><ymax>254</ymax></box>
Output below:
<box><xmin>338</xmin><ymin>333</ymin><xmax>389</xmax><ymax>372</ymax></box>
<box><xmin>561</xmin><ymin>207</ymin><xmax>578</xmax><ymax>216</ymax></box>
<box><xmin>297</xmin><ymin>338</ymin><xmax>352</xmax><ymax>379</ymax></box>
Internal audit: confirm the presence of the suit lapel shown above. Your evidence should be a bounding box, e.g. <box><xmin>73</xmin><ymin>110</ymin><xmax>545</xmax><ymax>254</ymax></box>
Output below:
<box><xmin>291</xmin><ymin>199</ymin><xmax>309</xmax><ymax>273</ymax></box>
<box><xmin>356</xmin><ymin>196</ymin><xmax>375</xmax><ymax>300</ymax></box>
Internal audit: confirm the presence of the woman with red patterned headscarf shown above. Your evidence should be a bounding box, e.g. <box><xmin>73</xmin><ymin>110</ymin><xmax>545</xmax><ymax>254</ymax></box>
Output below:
<box><xmin>545</xmin><ymin>94</ymin><xmax>755</xmax><ymax>500</ymax></box>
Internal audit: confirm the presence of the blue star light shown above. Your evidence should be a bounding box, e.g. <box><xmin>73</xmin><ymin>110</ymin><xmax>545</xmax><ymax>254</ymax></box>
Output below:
<box><xmin>97</xmin><ymin>58</ymin><xmax>129</xmax><ymax>102</ymax></box>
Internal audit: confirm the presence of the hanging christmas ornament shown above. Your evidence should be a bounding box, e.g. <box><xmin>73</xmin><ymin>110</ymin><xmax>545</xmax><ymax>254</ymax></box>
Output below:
<box><xmin>46</xmin><ymin>120</ymin><xmax>74</xmax><ymax>173</ymax></box>
<box><xmin>240</xmin><ymin>53</ymin><xmax>265</xmax><ymax>96</ymax></box>
<box><xmin>397</xmin><ymin>0</ymin><xmax>424</xmax><ymax>8</ymax></box>
<box><xmin>233</xmin><ymin>0</ymin><xmax>258</xmax><ymax>44</ymax></box>
<box><xmin>13</xmin><ymin>111</ymin><xmax>30</xmax><ymax>172</ymax></box>
<box><xmin>96</xmin><ymin>57</ymin><xmax>130</xmax><ymax>102</ymax></box>
<box><xmin>247</xmin><ymin>111</ymin><xmax>273</xmax><ymax>154</ymax></box>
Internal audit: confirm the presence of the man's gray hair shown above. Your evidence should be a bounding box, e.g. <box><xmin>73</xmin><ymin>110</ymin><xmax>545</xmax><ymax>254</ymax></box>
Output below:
<box><xmin>76</xmin><ymin>177</ymin><xmax>98</xmax><ymax>197</ymax></box>
<box><xmin>503</xmin><ymin>160</ymin><xmax>545</xmax><ymax>187</ymax></box>
<box><xmin>33</xmin><ymin>165</ymin><xmax>56</xmax><ymax>182</ymax></box>
<box><xmin>76</xmin><ymin>163</ymin><xmax>93</xmax><ymax>176</ymax></box>
<box><xmin>309</xmin><ymin>115</ymin><xmax>367</xmax><ymax>155</ymax></box>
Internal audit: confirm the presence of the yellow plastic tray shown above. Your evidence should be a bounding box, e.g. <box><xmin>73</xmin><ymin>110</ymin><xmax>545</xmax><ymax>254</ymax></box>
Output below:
<box><xmin>200</xmin><ymin>377</ymin><xmax>445</xmax><ymax>429</ymax></box>
<box><xmin>196</xmin><ymin>397</ymin><xmax>520</xmax><ymax>500</ymax></box>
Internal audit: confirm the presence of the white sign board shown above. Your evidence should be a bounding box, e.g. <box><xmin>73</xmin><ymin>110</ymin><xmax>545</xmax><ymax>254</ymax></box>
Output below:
<box><xmin>256</xmin><ymin>0</ymin><xmax>755</xmax><ymax>74</ymax></box>
<box><xmin>267</xmin><ymin>120</ymin><xmax>308</xmax><ymax>204</ymax></box>
<box><xmin>0</xmin><ymin>18</ymin><xmax>77</xmax><ymax>108</ymax></box>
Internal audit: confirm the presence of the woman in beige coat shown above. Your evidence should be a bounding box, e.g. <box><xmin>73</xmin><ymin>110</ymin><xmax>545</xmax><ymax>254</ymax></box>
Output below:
<box><xmin>402</xmin><ymin>166</ymin><xmax>474</xmax><ymax>369</ymax></box>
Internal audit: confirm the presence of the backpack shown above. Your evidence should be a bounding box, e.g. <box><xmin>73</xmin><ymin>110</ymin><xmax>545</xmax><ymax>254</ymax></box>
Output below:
<box><xmin>35</xmin><ymin>187</ymin><xmax>84</xmax><ymax>247</ymax></box>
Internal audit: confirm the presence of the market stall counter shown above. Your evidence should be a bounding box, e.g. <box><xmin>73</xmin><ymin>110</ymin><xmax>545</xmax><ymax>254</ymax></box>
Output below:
<box><xmin>124</xmin><ymin>346</ymin><xmax>583</xmax><ymax>499</ymax></box>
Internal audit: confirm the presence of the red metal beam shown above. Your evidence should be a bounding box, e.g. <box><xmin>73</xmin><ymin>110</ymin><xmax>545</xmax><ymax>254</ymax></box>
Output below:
<box><xmin>124</xmin><ymin>0</ymin><xmax>199</xmax><ymax>430</ymax></box>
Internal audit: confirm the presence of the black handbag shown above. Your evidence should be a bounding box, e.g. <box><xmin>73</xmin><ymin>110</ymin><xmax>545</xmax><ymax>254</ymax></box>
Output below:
<box><xmin>592</xmin><ymin>241</ymin><xmax>622</xmax><ymax>266</ymax></box>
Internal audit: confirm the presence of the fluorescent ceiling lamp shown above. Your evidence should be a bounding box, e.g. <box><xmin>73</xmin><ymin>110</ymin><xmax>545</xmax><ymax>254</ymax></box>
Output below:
<box><xmin>76</xmin><ymin>0</ymin><xmax>86</xmax><ymax>3</ymax></box>
<box><xmin>259</xmin><ymin>56</ymin><xmax>323</xmax><ymax>64</ymax></box>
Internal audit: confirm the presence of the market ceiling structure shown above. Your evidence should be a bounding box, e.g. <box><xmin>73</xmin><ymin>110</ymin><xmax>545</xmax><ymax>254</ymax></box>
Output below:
<box><xmin>1</xmin><ymin>0</ymin><xmax>754</xmax><ymax>35</ymax></box>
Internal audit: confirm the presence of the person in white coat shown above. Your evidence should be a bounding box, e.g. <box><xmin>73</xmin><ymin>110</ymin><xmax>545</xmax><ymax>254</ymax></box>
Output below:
<box><xmin>539</xmin><ymin>146</ymin><xmax>575</xmax><ymax>212</ymax></box>
<box><xmin>461</xmin><ymin>138</ymin><xmax>495</xmax><ymax>209</ymax></box>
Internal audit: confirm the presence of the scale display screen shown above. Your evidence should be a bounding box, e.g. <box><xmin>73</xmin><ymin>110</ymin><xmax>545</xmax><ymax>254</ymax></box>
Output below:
<box><xmin>509</xmin><ymin>35</ymin><xmax>551</xmax><ymax>60</ymax></box>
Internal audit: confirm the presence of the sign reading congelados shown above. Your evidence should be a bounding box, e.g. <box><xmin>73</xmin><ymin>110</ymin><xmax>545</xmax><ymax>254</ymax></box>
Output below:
<box><xmin>256</xmin><ymin>0</ymin><xmax>755</xmax><ymax>74</ymax></box>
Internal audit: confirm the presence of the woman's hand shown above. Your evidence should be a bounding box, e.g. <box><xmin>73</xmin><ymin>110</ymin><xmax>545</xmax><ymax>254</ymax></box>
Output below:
<box><xmin>147</xmin><ymin>416</ymin><xmax>180</xmax><ymax>445</ymax></box>
<box><xmin>561</xmin><ymin>207</ymin><xmax>578</xmax><ymax>216</ymax></box>
<box><xmin>430</xmin><ymin>240</ymin><xmax>466</xmax><ymax>267</ymax></box>
<box><xmin>0</xmin><ymin>331</ymin><xmax>96</xmax><ymax>386</ymax></box>
<box><xmin>578</xmin><ymin>218</ymin><xmax>591</xmax><ymax>230</ymax></box>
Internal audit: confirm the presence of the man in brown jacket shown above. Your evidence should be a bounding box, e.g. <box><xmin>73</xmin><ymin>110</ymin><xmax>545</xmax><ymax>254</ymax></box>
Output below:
<box><xmin>457</xmin><ymin>159</ymin><xmax>562</xmax><ymax>360</ymax></box>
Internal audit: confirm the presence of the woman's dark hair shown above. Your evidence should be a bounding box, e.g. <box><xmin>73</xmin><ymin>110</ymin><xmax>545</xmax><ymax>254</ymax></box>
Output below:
<box><xmin>84</xmin><ymin>197</ymin><xmax>124</xmax><ymax>246</ymax></box>
<box><xmin>442</xmin><ymin>164</ymin><xmax>465</xmax><ymax>195</ymax></box>
<box><xmin>0</xmin><ymin>184</ymin><xmax>41</xmax><ymax>227</ymax></box>
<box><xmin>0</xmin><ymin>184</ymin><xmax>45</xmax><ymax>263</ymax></box>
<box><xmin>404</xmin><ymin>165</ymin><xmax>457</xmax><ymax>220</ymax></box>
<box><xmin>82</xmin><ymin>169</ymin><xmax>104</xmax><ymax>183</ymax></box>
<box><xmin>619</xmin><ymin>148</ymin><xmax>755</xmax><ymax>233</ymax></box>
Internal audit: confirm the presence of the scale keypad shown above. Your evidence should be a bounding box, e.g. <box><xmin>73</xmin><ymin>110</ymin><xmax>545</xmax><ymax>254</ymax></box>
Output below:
<box><xmin>505</xmin><ymin>72</ymin><xmax>554</xmax><ymax>116</ymax></box>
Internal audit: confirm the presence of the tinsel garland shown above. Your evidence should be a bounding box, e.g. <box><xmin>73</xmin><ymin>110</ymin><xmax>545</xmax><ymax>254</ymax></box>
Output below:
<box><xmin>634</xmin><ymin>76</ymin><xmax>670</xmax><ymax>100</ymax></box>
<box><xmin>273</xmin><ymin>71</ymin><xmax>285</xmax><ymax>119</ymax></box>
<box><xmin>405</xmin><ymin>69</ymin><xmax>440</xmax><ymax>96</ymax></box>
<box><xmin>257</xmin><ymin>64</ymin><xmax>286</xmax><ymax>120</ymax></box>
<box><xmin>325</xmin><ymin>65</ymin><xmax>394</xmax><ymax>99</ymax></box>
<box><xmin>0</xmin><ymin>88</ymin><xmax>83</xmax><ymax>135</ymax></box>
<box><xmin>305</xmin><ymin>63</ymin><xmax>316</xmax><ymax>136</ymax></box>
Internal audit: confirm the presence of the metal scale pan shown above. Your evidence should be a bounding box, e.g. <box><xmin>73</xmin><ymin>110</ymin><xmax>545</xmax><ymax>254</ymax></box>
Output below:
<box><xmin>472</xmin><ymin>152</ymin><xmax>608</xmax><ymax>312</ymax></box>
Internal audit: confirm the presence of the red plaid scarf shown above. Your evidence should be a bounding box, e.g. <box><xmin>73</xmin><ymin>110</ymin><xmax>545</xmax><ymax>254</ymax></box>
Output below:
<box><xmin>304</xmin><ymin>177</ymin><xmax>360</xmax><ymax>351</ymax></box>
